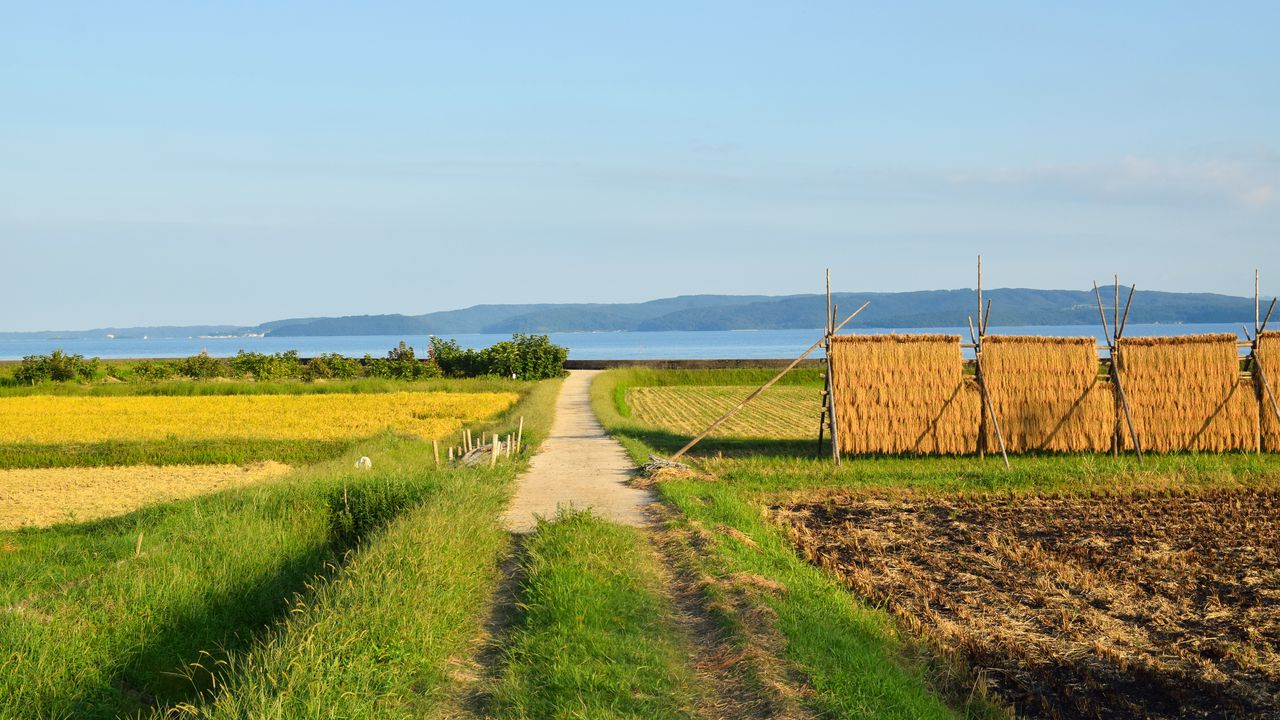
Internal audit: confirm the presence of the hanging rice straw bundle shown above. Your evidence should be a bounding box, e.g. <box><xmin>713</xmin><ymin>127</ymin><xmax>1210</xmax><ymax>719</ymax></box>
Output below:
<box><xmin>1116</xmin><ymin>334</ymin><xmax>1256</xmax><ymax>452</ymax></box>
<box><xmin>981</xmin><ymin>336</ymin><xmax>1114</xmax><ymax>453</ymax></box>
<box><xmin>1260</xmin><ymin>331</ymin><xmax>1280</xmax><ymax>452</ymax></box>
<box><xmin>829</xmin><ymin>335</ymin><xmax>980</xmax><ymax>455</ymax></box>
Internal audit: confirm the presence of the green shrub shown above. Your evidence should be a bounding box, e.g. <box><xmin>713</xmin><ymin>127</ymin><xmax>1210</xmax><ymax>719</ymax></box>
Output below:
<box><xmin>13</xmin><ymin>350</ymin><xmax>101</xmax><ymax>384</ymax></box>
<box><xmin>129</xmin><ymin>360</ymin><xmax>178</xmax><ymax>382</ymax></box>
<box><xmin>303</xmin><ymin>353</ymin><xmax>364</xmax><ymax>382</ymax></box>
<box><xmin>366</xmin><ymin>342</ymin><xmax>439</xmax><ymax>380</ymax></box>
<box><xmin>430</xmin><ymin>334</ymin><xmax>567</xmax><ymax>380</ymax></box>
<box><xmin>229</xmin><ymin>350</ymin><xmax>303</xmax><ymax>381</ymax></box>
<box><xmin>325</xmin><ymin>479</ymin><xmax>414</xmax><ymax>548</ymax></box>
<box><xmin>175</xmin><ymin>353</ymin><xmax>228</xmax><ymax>379</ymax></box>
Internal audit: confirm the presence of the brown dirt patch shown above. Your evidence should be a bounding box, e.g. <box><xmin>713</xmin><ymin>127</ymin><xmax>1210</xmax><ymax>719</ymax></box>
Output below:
<box><xmin>775</xmin><ymin>489</ymin><xmax>1280</xmax><ymax>719</ymax></box>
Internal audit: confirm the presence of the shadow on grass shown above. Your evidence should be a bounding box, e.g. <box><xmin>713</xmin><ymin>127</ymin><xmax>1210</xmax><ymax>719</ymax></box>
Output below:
<box><xmin>622</xmin><ymin>426</ymin><xmax>821</xmax><ymax>459</ymax></box>
<box><xmin>37</xmin><ymin>492</ymin><xmax>420</xmax><ymax>718</ymax></box>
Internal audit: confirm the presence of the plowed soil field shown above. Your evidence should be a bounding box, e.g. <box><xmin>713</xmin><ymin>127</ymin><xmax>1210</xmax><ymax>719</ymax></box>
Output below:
<box><xmin>777</xmin><ymin>489</ymin><xmax>1280</xmax><ymax>719</ymax></box>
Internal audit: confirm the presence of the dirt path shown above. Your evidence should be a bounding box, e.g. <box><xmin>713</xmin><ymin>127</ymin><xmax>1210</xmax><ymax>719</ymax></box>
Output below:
<box><xmin>501</xmin><ymin>370</ymin><xmax>653</xmax><ymax>533</ymax></box>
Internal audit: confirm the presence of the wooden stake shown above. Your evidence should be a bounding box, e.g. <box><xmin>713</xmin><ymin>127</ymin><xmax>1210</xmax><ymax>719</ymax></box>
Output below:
<box><xmin>516</xmin><ymin>416</ymin><xmax>524</xmax><ymax>454</ymax></box>
<box><xmin>1096</xmin><ymin>282</ymin><xmax>1142</xmax><ymax>461</ymax></box>
<box><xmin>1261</xmin><ymin>297</ymin><xmax>1277</xmax><ymax>335</ymax></box>
<box><xmin>1257</xmin><ymin>269</ymin><xmax>1261</xmax><ymax>335</ymax></box>
<box><xmin>1255</xmin><ymin>354</ymin><xmax>1280</xmax><ymax>434</ymax></box>
<box><xmin>671</xmin><ymin>302</ymin><xmax>870</xmax><ymax>460</ymax></box>
<box><xmin>1111</xmin><ymin>350</ymin><xmax>1143</xmax><ymax>463</ymax></box>
<box><xmin>490</xmin><ymin>437</ymin><xmax>498</xmax><ymax>467</ymax></box>
<box><xmin>969</xmin><ymin>315</ymin><xmax>1009</xmax><ymax>468</ymax></box>
<box><xmin>1093</xmin><ymin>281</ymin><xmax>1114</xmax><ymax>346</ymax></box>
<box><xmin>448</xmin><ymin>446</ymin><xmax>454</xmax><ymax>462</ymax></box>
<box><xmin>1114</xmin><ymin>274</ymin><xmax>1120</xmax><ymax>340</ymax></box>
<box><xmin>432</xmin><ymin>439</ymin><xmax>440</xmax><ymax>467</ymax></box>
<box><xmin>135</xmin><ymin>531</ymin><xmax>144</xmax><ymax>558</ymax></box>
<box><xmin>1118</xmin><ymin>285</ymin><xmax>1136</xmax><ymax>339</ymax></box>
<box><xmin>827</xmin><ymin>345</ymin><xmax>841</xmax><ymax>465</ymax></box>
<box><xmin>826</xmin><ymin>268</ymin><xmax>832</xmax><ymax>336</ymax></box>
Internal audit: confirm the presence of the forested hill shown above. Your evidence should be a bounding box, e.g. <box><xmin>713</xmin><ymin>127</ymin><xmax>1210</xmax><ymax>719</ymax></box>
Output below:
<box><xmin>262</xmin><ymin>288</ymin><xmax>1257</xmax><ymax>336</ymax></box>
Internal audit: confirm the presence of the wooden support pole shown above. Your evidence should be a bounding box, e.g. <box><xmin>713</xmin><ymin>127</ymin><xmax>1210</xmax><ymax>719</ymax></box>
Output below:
<box><xmin>490</xmin><ymin>436</ymin><xmax>498</xmax><ymax>467</ymax></box>
<box><xmin>1114</xmin><ymin>274</ymin><xmax>1120</xmax><ymax>340</ymax></box>
<box><xmin>433</xmin><ymin>439</ymin><xmax>440</xmax><ymax>467</ymax></box>
<box><xmin>517</xmin><ymin>416</ymin><xmax>524</xmax><ymax>454</ymax></box>
<box><xmin>1257</xmin><ymin>269</ymin><xmax>1261</xmax><ymax>335</ymax></box>
<box><xmin>969</xmin><ymin>315</ymin><xmax>1009</xmax><ymax>468</ymax></box>
<box><xmin>827</xmin><ymin>344</ymin><xmax>841</xmax><ymax>465</ymax></box>
<box><xmin>1261</xmin><ymin>297</ymin><xmax>1277</xmax><ymax>336</ymax></box>
<box><xmin>1256</xmin><ymin>354</ymin><xmax>1280</xmax><ymax>431</ymax></box>
<box><xmin>1096</xmin><ymin>282</ymin><xmax>1142</xmax><ymax>461</ymax></box>
<box><xmin>670</xmin><ymin>302</ymin><xmax>870</xmax><ymax>461</ymax></box>
<box><xmin>1118</xmin><ymin>285</ymin><xmax>1136</xmax><ymax>339</ymax></box>
<box><xmin>135</xmin><ymin>531</ymin><xmax>144</xmax><ymax>558</ymax></box>
<box><xmin>448</xmin><ymin>446</ymin><xmax>454</xmax><ymax>462</ymax></box>
<box><xmin>1111</xmin><ymin>354</ymin><xmax>1143</xmax><ymax>463</ymax></box>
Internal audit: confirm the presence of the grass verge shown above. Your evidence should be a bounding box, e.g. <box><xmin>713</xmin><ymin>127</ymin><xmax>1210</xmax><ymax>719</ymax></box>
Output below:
<box><xmin>488</xmin><ymin>510</ymin><xmax>698</xmax><ymax>720</ymax></box>
<box><xmin>0</xmin><ymin>378</ymin><xmax>560</xmax><ymax>720</ymax></box>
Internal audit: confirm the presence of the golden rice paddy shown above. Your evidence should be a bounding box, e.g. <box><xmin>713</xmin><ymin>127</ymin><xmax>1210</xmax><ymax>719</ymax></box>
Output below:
<box><xmin>0</xmin><ymin>391</ymin><xmax>518</xmax><ymax>444</ymax></box>
<box><xmin>0</xmin><ymin>461</ymin><xmax>294</xmax><ymax>530</ymax></box>
<box><xmin>628</xmin><ymin>386</ymin><xmax>819</xmax><ymax>439</ymax></box>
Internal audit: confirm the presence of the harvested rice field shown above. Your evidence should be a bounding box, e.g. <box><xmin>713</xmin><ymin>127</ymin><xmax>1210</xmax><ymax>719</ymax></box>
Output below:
<box><xmin>627</xmin><ymin>385</ymin><xmax>818</xmax><ymax>439</ymax></box>
<box><xmin>0</xmin><ymin>391</ymin><xmax>518</xmax><ymax>443</ymax></box>
<box><xmin>777</xmin><ymin>489</ymin><xmax>1280</xmax><ymax>719</ymax></box>
<box><xmin>0</xmin><ymin>461</ymin><xmax>293</xmax><ymax>529</ymax></box>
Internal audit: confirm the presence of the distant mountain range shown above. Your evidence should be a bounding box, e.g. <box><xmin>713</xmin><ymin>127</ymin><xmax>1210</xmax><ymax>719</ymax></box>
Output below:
<box><xmin>1</xmin><ymin>288</ymin><xmax>1264</xmax><ymax>339</ymax></box>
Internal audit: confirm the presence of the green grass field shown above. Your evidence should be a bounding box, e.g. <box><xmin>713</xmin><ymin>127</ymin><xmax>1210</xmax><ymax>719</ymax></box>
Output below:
<box><xmin>0</xmin><ymin>378</ymin><xmax>559</xmax><ymax>720</ymax></box>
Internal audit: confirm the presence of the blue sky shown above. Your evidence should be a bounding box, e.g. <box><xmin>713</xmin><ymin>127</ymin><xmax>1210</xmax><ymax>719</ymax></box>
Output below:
<box><xmin>2</xmin><ymin>2</ymin><xmax>1277</xmax><ymax>330</ymax></box>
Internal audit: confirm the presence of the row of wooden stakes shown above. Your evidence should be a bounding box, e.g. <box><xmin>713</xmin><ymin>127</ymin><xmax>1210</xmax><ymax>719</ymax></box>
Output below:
<box><xmin>429</xmin><ymin>416</ymin><xmax>525</xmax><ymax>468</ymax></box>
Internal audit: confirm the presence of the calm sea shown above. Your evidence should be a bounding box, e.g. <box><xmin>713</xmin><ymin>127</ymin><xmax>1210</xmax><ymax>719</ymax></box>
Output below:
<box><xmin>0</xmin><ymin>324</ymin><xmax>1250</xmax><ymax>361</ymax></box>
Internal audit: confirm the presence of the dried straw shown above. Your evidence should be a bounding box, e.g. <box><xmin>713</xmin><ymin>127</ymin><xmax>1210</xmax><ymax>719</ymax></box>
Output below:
<box><xmin>1116</xmin><ymin>333</ymin><xmax>1256</xmax><ymax>452</ymax></box>
<box><xmin>1260</xmin><ymin>331</ymin><xmax>1280</xmax><ymax>452</ymax></box>
<box><xmin>981</xmin><ymin>336</ymin><xmax>1113</xmax><ymax>453</ymax></box>
<box><xmin>829</xmin><ymin>335</ymin><xmax>980</xmax><ymax>455</ymax></box>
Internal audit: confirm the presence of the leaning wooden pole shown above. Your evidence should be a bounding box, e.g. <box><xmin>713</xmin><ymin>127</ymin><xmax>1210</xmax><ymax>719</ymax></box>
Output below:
<box><xmin>969</xmin><ymin>315</ymin><xmax>1009</xmax><ymax>468</ymax></box>
<box><xmin>670</xmin><ymin>302</ymin><xmax>870</xmax><ymax>461</ymax></box>
<box><xmin>828</xmin><ymin>300</ymin><xmax>842</xmax><ymax>465</ymax></box>
<box><xmin>1096</xmin><ymin>282</ymin><xmax>1142</xmax><ymax>462</ymax></box>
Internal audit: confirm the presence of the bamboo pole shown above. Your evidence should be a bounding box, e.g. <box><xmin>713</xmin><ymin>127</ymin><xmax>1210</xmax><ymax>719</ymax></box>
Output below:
<box><xmin>1255</xmin><ymin>354</ymin><xmax>1280</xmax><ymax>431</ymax></box>
<box><xmin>969</xmin><ymin>315</ymin><xmax>1009</xmax><ymax>468</ymax></box>
<box><xmin>1114</xmin><ymin>274</ymin><xmax>1120</xmax><ymax>340</ymax></box>
<box><xmin>1095</xmin><ymin>283</ymin><xmax>1142</xmax><ymax>462</ymax></box>
<box><xmin>827</xmin><ymin>292</ymin><xmax>842</xmax><ymax>464</ymax></box>
<box><xmin>1257</xmin><ymin>269</ymin><xmax>1261</xmax><ymax>335</ymax></box>
<box><xmin>433</xmin><ymin>439</ymin><xmax>440</xmax><ymax>467</ymax></box>
<box><xmin>516</xmin><ymin>416</ymin><xmax>524</xmax><ymax>454</ymax></box>
<box><xmin>1118</xmin><ymin>285</ymin><xmax>1136</xmax><ymax>339</ymax></box>
<box><xmin>670</xmin><ymin>301</ymin><xmax>870</xmax><ymax>460</ymax></box>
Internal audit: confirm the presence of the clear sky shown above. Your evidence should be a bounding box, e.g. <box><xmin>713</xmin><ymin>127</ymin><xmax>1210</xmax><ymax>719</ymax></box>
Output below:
<box><xmin>2</xmin><ymin>2</ymin><xmax>1277</xmax><ymax>331</ymax></box>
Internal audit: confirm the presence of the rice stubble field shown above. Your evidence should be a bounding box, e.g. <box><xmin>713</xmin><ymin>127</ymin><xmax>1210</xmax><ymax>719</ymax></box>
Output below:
<box><xmin>777</xmin><ymin>489</ymin><xmax>1280</xmax><ymax>718</ymax></box>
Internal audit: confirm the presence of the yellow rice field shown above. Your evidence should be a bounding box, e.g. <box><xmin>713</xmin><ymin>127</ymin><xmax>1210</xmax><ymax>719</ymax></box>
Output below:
<box><xmin>0</xmin><ymin>391</ymin><xmax>518</xmax><ymax>444</ymax></box>
<box><xmin>0</xmin><ymin>461</ymin><xmax>293</xmax><ymax>530</ymax></box>
<box><xmin>628</xmin><ymin>386</ymin><xmax>819</xmax><ymax>439</ymax></box>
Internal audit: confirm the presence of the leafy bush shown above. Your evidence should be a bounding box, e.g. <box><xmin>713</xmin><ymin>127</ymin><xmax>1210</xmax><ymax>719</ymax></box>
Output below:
<box><xmin>129</xmin><ymin>360</ymin><xmax>178</xmax><ymax>382</ymax></box>
<box><xmin>430</xmin><ymin>334</ymin><xmax>567</xmax><ymax>380</ymax></box>
<box><xmin>365</xmin><ymin>342</ymin><xmax>439</xmax><ymax>380</ymax></box>
<box><xmin>428</xmin><ymin>338</ymin><xmax>484</xmax><ymax>378</ymax></box>
<box><xmin>325</xmin><ymin>479</ymin><xmax>414</xmax><ymax>548</ymax></box>
<box><xmin>13</xmin><ymin>350</ymin><xmax>101</xmax><ymax>384</ymax></box>
<box><xmin>229</xmin><ymin>350</ymin><xmax>303</xmax><ymax>381</ymax></box>
<box><xmin>175</xmin><ymin>353</ymin><xmax>228</xmax><ymax>380</ymax></box>
<box><xmin>303</xmin><ymin>352</ymin><xmax>364</xmax><ymax>382</ymax></box>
